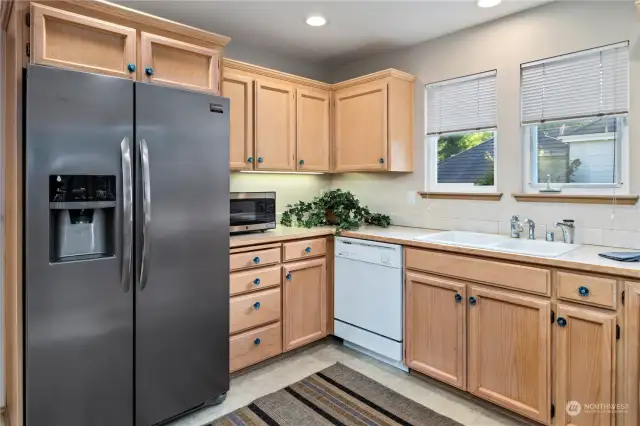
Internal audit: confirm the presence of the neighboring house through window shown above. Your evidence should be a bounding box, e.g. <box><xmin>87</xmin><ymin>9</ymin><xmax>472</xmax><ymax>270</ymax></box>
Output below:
<box><xmin>426</xmin><ymin>70</ymin><xmax>498</xmax><ymax>192</ymax></box>
<box><xmin>521</xmin><ymin>42</ymin><xmax>629</xmax><ymax>193</ymax></box>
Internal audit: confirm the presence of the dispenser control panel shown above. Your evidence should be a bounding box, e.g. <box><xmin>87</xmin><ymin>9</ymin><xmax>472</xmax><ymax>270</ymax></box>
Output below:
<box><xmin>50</xmin><ymin>175</ymin><xmax>116</xmax><ymax>203</ymax></box>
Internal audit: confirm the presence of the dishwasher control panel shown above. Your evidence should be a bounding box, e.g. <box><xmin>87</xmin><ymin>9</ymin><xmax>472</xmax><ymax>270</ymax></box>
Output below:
<box><xmin>335</xmin><ymin>237</ymin><xmax>402</xmax><ymax>269</ymax></box>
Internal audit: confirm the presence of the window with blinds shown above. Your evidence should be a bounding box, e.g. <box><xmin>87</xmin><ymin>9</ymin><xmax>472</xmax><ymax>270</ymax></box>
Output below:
<box><xmin>521</xmin><ymin>42</ymin><xmax>629</xmax><ymax>193</ymax></box>
<box><xmin>425</xmin><ymin>70</ymin><xmax>498</xmax><ymax>192</ymax></box>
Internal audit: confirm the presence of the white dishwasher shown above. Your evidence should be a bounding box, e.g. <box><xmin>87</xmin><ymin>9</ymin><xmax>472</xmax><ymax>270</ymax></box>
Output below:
<box><xmin>334</xmin><ymin>237</ymin><xmax>406</xmax><ymax>371</ymax></box>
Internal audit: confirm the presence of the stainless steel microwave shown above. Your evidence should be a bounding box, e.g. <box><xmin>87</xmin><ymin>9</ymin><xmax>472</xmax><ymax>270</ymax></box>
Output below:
<box><xmin>230</xmin><ymin>192</ymin><xmax>276</xmax><ymax>234</ymax></box>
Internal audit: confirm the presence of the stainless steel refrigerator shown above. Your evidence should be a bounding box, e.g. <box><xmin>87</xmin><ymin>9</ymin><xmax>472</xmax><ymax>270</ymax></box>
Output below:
<box><xmin>24</xmin><ymin>65</ymin><xmax>230</xmax><ymax>426</ymax></box>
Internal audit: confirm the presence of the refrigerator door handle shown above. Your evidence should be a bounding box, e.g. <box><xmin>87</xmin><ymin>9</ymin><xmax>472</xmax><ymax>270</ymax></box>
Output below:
<box><xmin>139</xmin><ymin>138</ymin><xmax>152</xmax><ymax>291</ymax></box>
<box><xmin>120</xmin><ymin>137</ymin><xmax>133</xmax><ymax>293</ymax></box>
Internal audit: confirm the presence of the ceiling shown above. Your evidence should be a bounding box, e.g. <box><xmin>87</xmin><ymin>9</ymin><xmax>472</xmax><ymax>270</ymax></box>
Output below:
<box><xmin>119</xmin><ymin>0</ymin><xmax>549</xmax><ymax>64</ymax></box>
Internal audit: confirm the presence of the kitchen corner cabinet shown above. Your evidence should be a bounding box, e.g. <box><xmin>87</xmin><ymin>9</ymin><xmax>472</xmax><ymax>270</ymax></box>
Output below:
<box><xmin>254</xmin><ymin>79</ymin><xmax>296</xmax><ymax>171</ymax></box>
<box><xmin>140</xmin><ymin>32</ymin><xmax>220</xmax><ymax>94</ymax></box>
<box><xmin>625</xmin><ymin>282</ymin><xmax>640</xmax><ymax>426</ymax></box>
<box><xmin>223</xmin><ymin>73</ymin><xmax>254</xmax><ymax>170</ymax></box>
<box><xmin>296</xmin><ymin>88</ymin><xmax>330</xmax><ymax>171</ymax></box>
<box><xmin>333</xmin><ymin>72</ymin><xmax>414</xmax><ymax>172</ymax></box>
<box><xmin>555</xmin><ymin>304</ymin><xmax>616</xmax><ymax>426</ymax></box>
<box><xmin>283</xmin><ymin>257</ymin><xmax>327</xmax><ymax>351</ymax></box>
<box><xmin>405</xmin><ymin>272</ymin><xmax>466</xmax><ymax>390</ymax></box>
<box><xmin>31</xmin><ymin>3</ymin><xmax>137</xmax><ymax>79</ymax></box>
<box><xmin>468</xmin><ymin>286</ymin><xmax>551</xmax><ymax>424</ymax></box>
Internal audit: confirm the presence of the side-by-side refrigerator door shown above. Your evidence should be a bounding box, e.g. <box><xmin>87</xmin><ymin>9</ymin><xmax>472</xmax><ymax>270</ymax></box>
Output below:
<box><xmin>24</xmin><ymin>65</ymin><xmax>134</xmax><ymax>426</ymax></box>
<box><xmin>134</xmin><ymin>82</ymin><xmax>230</xmax><ymax>426</ymax></box>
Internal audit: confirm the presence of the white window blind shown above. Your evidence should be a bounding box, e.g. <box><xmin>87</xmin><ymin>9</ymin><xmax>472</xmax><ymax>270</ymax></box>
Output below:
<box><xmin>426</xmin><ymin>70</ymin><xmax>497</xmax><ymax>135</ymax></box>
<box><xmin>521</xmin><ymin>42</ymin><xmax>629</xmax><ymax>124</ymax></box>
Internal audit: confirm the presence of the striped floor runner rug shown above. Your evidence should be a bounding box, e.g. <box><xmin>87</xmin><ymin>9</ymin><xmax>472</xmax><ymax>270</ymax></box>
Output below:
<box><xmin>210</xmin><ymin>363</ymin><xmax>462</xmax><ymax>426</ymax></box>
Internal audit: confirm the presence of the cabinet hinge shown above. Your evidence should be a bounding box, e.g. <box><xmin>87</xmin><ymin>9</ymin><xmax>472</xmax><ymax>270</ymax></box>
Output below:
<box><xmin>622</xmin><ymin>290</ymin><xmax>625</xmax><ymax>305</ymax></box>
<box><xmin>551</xmin><ymin>310</ymin><xmax>555</xmax><ymax>324</ymax></box>
<box><xmin>26</xmin><ymin>42</ymin><xmax>30</xmax><ymax>58</ymax></box>
<box><xmin>551</xmin><ymin>404</ymin><xmax>555</xmax><ymax>418</ymax></box>
<box><xmin>617</xmin><ymin>324</ymin><xmax>621</xmax><ymax>340</ymax></box>
<box><xmin>25</xmin><ymin>13</ymin><xmax>31</xmax><ymax>27</ymax></box>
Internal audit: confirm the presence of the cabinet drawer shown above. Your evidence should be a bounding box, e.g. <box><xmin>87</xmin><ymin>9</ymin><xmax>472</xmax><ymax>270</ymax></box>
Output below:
<box><xmin>557</xmin><ymin>271</ymin><xmax>617</xmax><ymax>309</ymax></box>
<box><xmin>405</xmin><ymin>248</ymin><xmax>551</xmax><ymax>296</ymax></box>
<box><xmin>230</xmin><ymin>288</ymin><xmax>281</xmax><ymax>334</ymax></box>
<box><xmin>230</xmin><ymin>322</ymin><xmax>282</xmax><ymax>373</ymax></box>
<box><xmin>230</xmin><ymin>247</ymin><xmax>281</xmax><ymax>271</ymax></box>
<box><xmin>230</xmin><ymin>265</ymin><xmax>281</xmax><ymax>296</ymax></box>
<box><xmin>283</xmin><ymin>238</ymin><xmax>326</xmax><ymax>262</ymax></box>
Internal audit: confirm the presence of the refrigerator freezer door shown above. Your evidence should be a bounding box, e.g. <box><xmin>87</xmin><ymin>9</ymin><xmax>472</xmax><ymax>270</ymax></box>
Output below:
<box><xmin>135</xmin><ymin>83</ymin><xmax>230</xmax><ymax>425</ymax></box>
<box><xmin>25</xmin><ymin>66</ymin><xmax>134</xmax><ymax>426</ymax></box>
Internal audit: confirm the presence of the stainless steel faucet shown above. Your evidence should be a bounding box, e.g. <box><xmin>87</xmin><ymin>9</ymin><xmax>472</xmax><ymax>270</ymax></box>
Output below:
<box><xmin>510</xmin><ymin>215</ymin><xmax>523</xmax><ymax>238</ymax></box>
<box><xmin>523</xmin><ymin>218</ymin><xmax>535</xmax><ymax>240</ymax></box>
<box><xmin>554</xmin><ymin>220</ymin><xmax>576</xmax><ymax>244</ymax></box>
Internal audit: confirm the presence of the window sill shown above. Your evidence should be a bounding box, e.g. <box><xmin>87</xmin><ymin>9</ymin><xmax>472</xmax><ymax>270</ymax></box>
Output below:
<box><xmin>511</xmin><ymin>193</ymin><xmax>639</xmax><ymax>205</ymax></box>
<box><xmin>418</xmin><ymin>192</ymin><xmax>503</xmax><ymax>201</ymax></box>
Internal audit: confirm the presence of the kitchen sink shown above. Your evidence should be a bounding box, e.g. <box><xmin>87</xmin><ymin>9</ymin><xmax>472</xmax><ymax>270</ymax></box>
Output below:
<box><xmin>414</xmin><ymin>231</ymin><xmax>580</xmax><ymax>258</ymax></box>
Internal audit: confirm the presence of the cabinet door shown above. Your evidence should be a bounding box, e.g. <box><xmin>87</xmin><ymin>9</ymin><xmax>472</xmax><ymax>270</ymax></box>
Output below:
<box><xmin>333</xmin><ymin>80</ymin><xmax>388</xmax><ymax>172</ymax></box>
<box><xmin>405</xmin><ymin>272</ymin><xmax>466</xmax><ymax>389</ymax></box>
<box><xmin>626</xmin><ymin>283</ymin><xmax>640</xmax><ymax>426</ymax></box>
<box><xmin>31</xmin><ymin>3</ymin><xmax>136</xmax><ymax>79</ymax></box>
<box><xmin>556</xmin><ymin>304</ymin><xmax>616</xmax><ymax>426</ymax></box>
<box><xmin>254</xmin><ymin>79</ymin><xmax>296</xmax><ymax>171</ymax></box>
<box><xmin>223</xmin><ymin>73</ymin><xmax>254</xmax><ymax>170</ymax></box>
<box><xmin>141</xmin><ymin>32</ymin><xmax>220</xmax><ymax>94</ymax></box>
<box><xmin>283</xmin><ymin>258</ymin><xmax>327</xmax><ymax>351</ymax></box>
<box><xmin>468</xmin><ymin>286</ymin><xmax>550</xmax><ymax>424</ymax></box>
<box><xmin>296</xmin><ymin>88</ymin><xmax>330</xmax><ymax>171</ymax></box>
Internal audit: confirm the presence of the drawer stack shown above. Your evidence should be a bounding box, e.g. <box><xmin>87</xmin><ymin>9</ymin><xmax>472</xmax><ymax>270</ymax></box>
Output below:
<box><xmin>229</xmin><ymin>244</ymin><xmax>283</xmax><ymax>373</ymax></box>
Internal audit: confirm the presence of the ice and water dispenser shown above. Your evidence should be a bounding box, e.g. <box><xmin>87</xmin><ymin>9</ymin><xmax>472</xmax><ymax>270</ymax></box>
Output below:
<box><xmin>49</xmin><ymin>175</ymin><xmax>116</xmax><ymax>262</ymax></box>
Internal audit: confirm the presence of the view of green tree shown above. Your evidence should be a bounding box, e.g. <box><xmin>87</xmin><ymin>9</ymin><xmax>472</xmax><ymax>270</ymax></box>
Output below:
<box><xmin>474</xmin><ymin>152</ymin><xmax>495</xmax><ymax>186</ymax></box>
<box><xmin>437</xmin><ymin>131</ymin><xmax>494</xmax><ymax>162</ymax></box>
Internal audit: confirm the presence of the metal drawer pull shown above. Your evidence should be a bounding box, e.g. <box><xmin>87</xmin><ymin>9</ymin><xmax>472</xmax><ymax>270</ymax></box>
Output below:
<box><xmin>468</xmin><ymin>296</ymin><xmax>477</xmax><ymax>305</ymax></box>
<box><xmin>305</xmin><ymin>247</ymin><xmax>311</xmax><ymax>253</ymax></box>
<box><xmin>253</xmin><ymin>302</ymin><xmax>261</xmax><ymax>309</ymax></box>
<box><xmin>578</xmin><ymin>286</ymin><xmax>589</xmax><ymax>297</ymax></box>
<box><xmin>557</xmin><ymin>317</ymin><xmax>567</xmax><ymax>327</ymax></box>
<box><xmin>254</xmin><ymin>338</ymin><xmax>261</xmax><ymax>345</ymax></box>
<box><xmin>253</xmin><ymin>257</ymin><xmax>260</xmax><ymax>264</ymax></box>
<box><xmin>286</xmin><ymin>273</ymin><xmax>292</xmax><ymax>280</ymax></box>
<box><xmin>253</xmin><ymin>278</ymin><xmax>261</xmax><ymax>285</ymax></box>
<box><xmin>455</xmin><ymin>293</ymin><xmax>462</xmax><ymax>303</ymax></box>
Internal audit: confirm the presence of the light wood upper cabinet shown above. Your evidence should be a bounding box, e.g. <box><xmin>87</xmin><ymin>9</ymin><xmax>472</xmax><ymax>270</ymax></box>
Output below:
<box><xmin>625</xmin><ymin>282</ymin><xmax>640</xmax><ymax>426</ymax></box>
<box><xmin>555</xmin><ymin>304</ymin><xmax>616</xmax><ymax>426</ymax></box>
<box><xmin>405</xmin><ymin>272</ymin><xmax>466</xmax><ymax>390</ymax></box>
<box><xmin>254</xmin><ymin>79</ymin><xmax>296</xmax><ymax>171</ymax></box>
<box><xmin>296</xmin><ymin>88</ymin><xmax>330</xmax><ymax>172</ymax></box>
<box><xmin>141</xmin><ymin>32</ymin><xmax>220</xmax><ymax>94</ymax></box>
<box><xmin>283</xmin><ymin>258</ymin><xmax>327</xmax><ymax>351</ymax></box>
<box><xmin>31</xmin><ymin>3</ymin><xmax>137</xmax><ymax>79</ymax></box>
<box><xmin>333</xmin><ymin>80</ymin><xmax>388</xmax><ymax>172</ymax></box>
<box><xmin>467</xmin><ymin>286</ymin><xmax>550</xmax><ymax>424</ymax></box>
<box><xmin>223</xmin><ymin>73</ymin><xmax>254</xmax><ymax>170</ymax></box>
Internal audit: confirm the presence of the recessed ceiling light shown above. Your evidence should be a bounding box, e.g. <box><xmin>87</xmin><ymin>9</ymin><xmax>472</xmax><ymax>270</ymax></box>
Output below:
<box><xmin>306</xmin><ymin>16</ymin><xmax>327</xmax><ymax>27</ymax></box>
<box><xmin>477</xmin><ymin>0</ymin><xmax>502</xmax><ymax>7</ymax></box>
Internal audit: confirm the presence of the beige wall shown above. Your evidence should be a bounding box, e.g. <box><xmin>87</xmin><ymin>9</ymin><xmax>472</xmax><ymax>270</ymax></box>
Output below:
<box><xmin>327</xmin><ymin>0</ymin><xmax>640</xmax><ymax>249</ymax></box>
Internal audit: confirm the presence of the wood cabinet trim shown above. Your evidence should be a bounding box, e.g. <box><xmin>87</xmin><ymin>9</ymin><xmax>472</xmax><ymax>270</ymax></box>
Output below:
<box><xmin>625</xmin><ymin>282</ymin><xmax>640</xmax><ymax>426</ymax></box>
<box><xmin>223</xmin><ymin>58</ymin><xmax>330</xmax><ymax>91</ymax></box>
<box><xmin>230</xmin><ymin>242</ymin><xmax>281</xmax><ymax>254</ymax></box>
<box><xmin>418</xmin><ymin>192</ymin><xmax>503</xmax><ymax>201</ymax></box>
<box><xmin>1</xmin><ymin>0</ymin><xmax>13</xmax><ymax>29</ymax></box>
<box><xmin>512</xmin><ymin>193</ymin><xmax>639</xmax><ymax>205</ymax></box>
<box><xmin>331</xmin><ymin>68</ymin><xmax>415</xmax><ymax>91</ymax></box>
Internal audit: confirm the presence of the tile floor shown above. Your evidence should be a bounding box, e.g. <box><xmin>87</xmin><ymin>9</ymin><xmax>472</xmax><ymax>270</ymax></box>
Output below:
<box><xmin>169</xmin><ymin>341</ymin><xmax>526</xmax><ymax>426</ymax></box>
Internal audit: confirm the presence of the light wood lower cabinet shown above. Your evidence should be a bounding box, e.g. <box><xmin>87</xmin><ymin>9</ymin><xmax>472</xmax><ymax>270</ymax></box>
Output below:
<box><xmin>467</xmin><ymin>286</ymin><xmax>551</xmax><ymax>424</ymax></box>
<box><xmin>31</xmin><ymin>3</ymin><xmax>137</xmax><ymax>79</ymax></box>
<box><xmin>625</xmin><ymin>282</ymin><xmax>640</xmax><ymax>426</ymax></box>
<box><xmin>224</xmin><ymin>72</ymin><xmax>254</xmax><ymax>170</ymax></box>
<box><xmin>555</xmin><ymin>304</ymin><xmax>616</xmax><ymax>426</ymax></box>
<box><xmin>296</xmin><ymin>88</ymin><xmax>330</xmax><ymax>171</ymax></box>
<box><xmin>405</xmin><ymin>272</ymin><xmax>466</xmax><ymax>389</ymax></box>
<box><xmin>230</xmin><ymin>322</ymin><xmax>282</xmax><ymax>373</ymax></box>
<box><xmin>141</xmin><ymin>32</ymin><xmax>220</xmax><ymax>94</ymax></box>
<box><xmin>254</xmin><ymin>79</ymin><xmax>296</xmax><ymax>171</ymax></box>
<box><xmin>283</xmin><ymin>258</ymin><xmax>327</xmax><ymax>351</ymax></box>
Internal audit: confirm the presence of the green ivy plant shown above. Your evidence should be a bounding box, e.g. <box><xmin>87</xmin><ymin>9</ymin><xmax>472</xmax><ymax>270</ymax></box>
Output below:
<box><xmin>280</xmin><ymin>189</ymin><xmax>391</xmax><ymax>233</ymax></box>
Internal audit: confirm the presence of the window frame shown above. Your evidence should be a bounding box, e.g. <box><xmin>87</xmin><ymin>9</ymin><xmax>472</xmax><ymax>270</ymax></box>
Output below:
<box><xmin>426</xmin><ymin>128</ymin><xmax>499</xmax><ymax>193</ymax></box>
<box><xmin>522</xmin><ymin>116</ymin><xmax>629</xmax><ymax>194</ymax></box>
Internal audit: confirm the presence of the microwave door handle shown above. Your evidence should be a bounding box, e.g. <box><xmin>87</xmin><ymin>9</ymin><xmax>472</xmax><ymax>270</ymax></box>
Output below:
<box><xmin>139</xmin><ymin>139</ymin><xmax>152</xmax><ymax>291</ymax></box>
<box><xmin>120</xmin><ymin>137</ymin><xmax>133</xmax><ymax>293</ymax></box>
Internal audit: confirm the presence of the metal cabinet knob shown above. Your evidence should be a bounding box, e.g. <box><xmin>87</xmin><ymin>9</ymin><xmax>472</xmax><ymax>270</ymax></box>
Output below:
<box><xmin>247</xmin><ymin>157</ymin><xmax>253</xmax><ymax>163</ymax></box>
<box><xmin>557</xmin><ymin>317</ymin><xmax>567</xmax><ymax>327</ymax></box>
<box><xmin>304</xmin><ymin>247</ymin><xmax>311</xmax><ymax>253</ymax></box>
<box><xmin>286</xmin><ymin>273</ymin><xmax>292</xmax><ymax>280</ymax></box>
<box><xmin>455</xmin><ymin>293</ymin><xmax>462</xmax><ymax>303</ymax></box>
<box><xmin>145</xmin><ymin>67</ymin><xmax>154</xmax><ymax>76</ymax></box>
<box><xmin>578</xmin><ymin>286</ymin><xmax>590</xmax><ymax>297</ymax></box>
<box><xmin>127</xmin><ymin>64</ymin><xmax>136</xmax><ymax>72</ymax></box>
<box><xmin>258</xmin><ymin>157</ymin><xmax>264</xmax><ymax>163</ymax></box>
<box><xmin>253</xmin><ymin>278</ymin><xmax>260</xmax><ymax>285</ymax></box>
<box><xmin>254</xmin><ymin>338</ymin><xmax>261</xmax><ymax>345</ymax></box>
<box><xmin>379</xmin><ymin>158</ymin><xmax>385</xmax><ymax>164</ymax></box>
<box><xmin>253</xmin><ymin>301</ymin><xmax>261</xmax><ymax>309</ymax></box>
<box><xmin>299</xmin><ymin>159</ymin><xmax>304</xmax><ymax>166</ymax></box>
<box><xmin>468</xmin><ymin>296</ymin><xmax>477</xmax><ymax>305</ymax></box>
<box><xmin>253</xmin><ymin>257</ymin><xmax>260</xmax><ymax>264</ymax></box>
